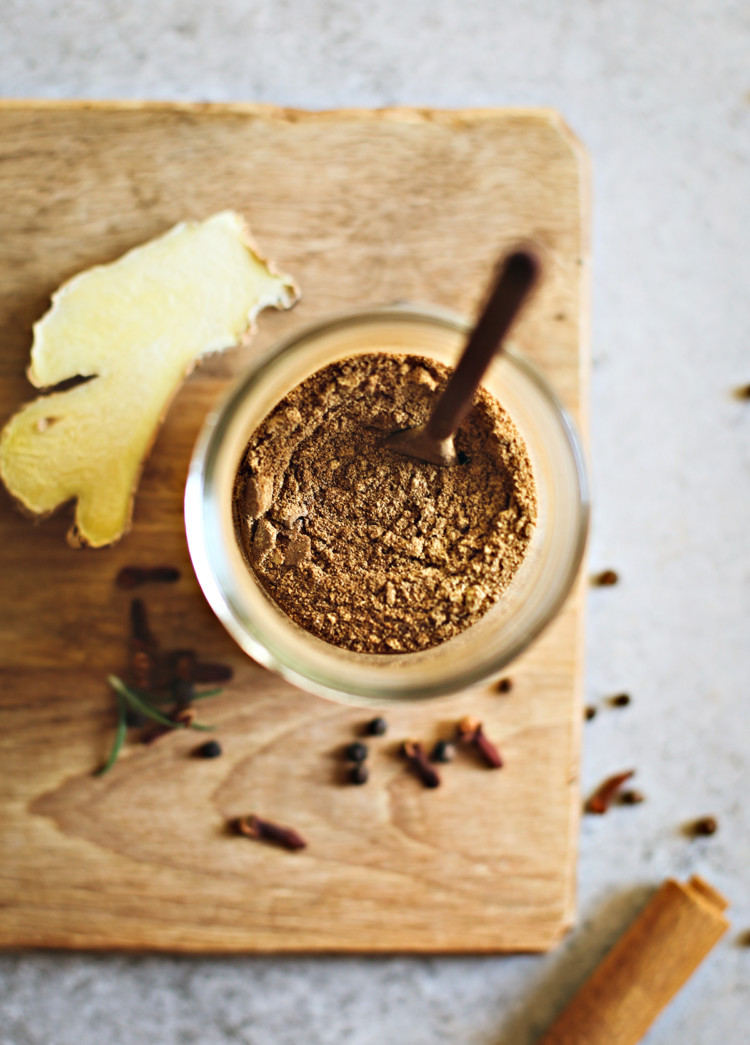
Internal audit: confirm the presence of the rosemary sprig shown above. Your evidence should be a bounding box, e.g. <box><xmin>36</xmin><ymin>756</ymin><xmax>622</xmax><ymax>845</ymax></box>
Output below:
<box><xmin>95</xmin><ymin>691</ymin><xmax>127</xmax><ymax>777</ymax></box>
<box><xmin>94</xmin><ymin>675</ymin><xmax>217</xmax><ymax>776</ymax></box>
<box><xmin>108</xmin><ymin>675</ymin><xmax>185</xmax><ymax>727</ymax></box>
<box><xmin>110</xmin><ymin>675</ymin><xmax>216</xmax><ymax>730</ymax></box>
<box><xmin>140</xmin><ymin>686</ymin><xmax>223</xmax><ymax>705</ymax></box>
<box><xmin>190</xmin><ymin>687</ymin><xmax>224</xmax><ymax>702</ymax></box>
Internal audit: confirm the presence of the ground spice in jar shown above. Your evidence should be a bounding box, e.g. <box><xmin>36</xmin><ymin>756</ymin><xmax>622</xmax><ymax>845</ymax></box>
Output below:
<box><xmin>232</xmin><ymin>352</ymin><xmax>536</xmax><ymax>654</ymax></box>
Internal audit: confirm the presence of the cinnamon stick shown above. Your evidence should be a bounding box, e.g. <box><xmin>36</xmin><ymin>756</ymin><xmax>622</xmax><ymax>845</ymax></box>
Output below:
<box><xmin>537</xmin><ymin>875</ymin><xmax>729</xmax><ymax>1045</ymax></box>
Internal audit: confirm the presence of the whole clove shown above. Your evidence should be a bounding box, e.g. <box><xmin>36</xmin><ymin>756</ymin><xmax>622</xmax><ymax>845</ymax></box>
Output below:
<box><xmin>169</xmin><ymin>652</ymin><xmax>233</xmax><ymax>686</ymax></box>
<box><xmin>172</xmin><ymin>678</ymin><xmax>196</xmax><ymax>706</ymax></box>
<box><xmin>96</xmin><ymin>603</ymin><xmax>224</xmax><ymax>774</ymax></box>
<box><xmin>593</xmin><ymin>569</ymin><xmax>619</xmax><ymax>587</ymax></box>
<box><xmin>585</xmin><ymin>770</ymin><xmax>635</xmax><ymax>813</ymax></box>
<box><xmin>172</xmin><ymin>706</ymin><xmax>197</xmax><ymax>727</ymax></box>
<box><xmin>172</xmin><ymin>649</ymin><xmax>197</xmax><ymax>682</ymax></box>
<box><xmin>620</xmin><ymin>789</ymin><xmax>645</xmax><ymax>805</ymax></box>
<box><xmin>117</xmin><ymin>565</ymin><xmax>181</xmax><ymax>589</ymax></box>
<box><xmin>141</xmin><ymin>723</ymin><xmax>175</xmax><ymax>745</ymax></box>
<box><xmin>691</xmin><ymin>816</ymin><xmax>718</xmax><ymax>837</ymax></box>
<box><xmin>456</xmin><ymin>716</ymin><xmax>503</xmax><ymax>768</ymax></box>
<box><xmin>142</xmin><ymin>704</ymin><xmax>197</xmax><ymax>744</ymax></box>
<box><xmin>192</xmin><ymin>661</ymin><xmax>234</xmax><ymax>684</ymax></box>
<box><xmin>235</xmin><ymin>814</ymin><xmax>307</xmax><ymax>851</ymax></box>
<box><xmin>130</xmin><ymin>597</ymin><xmax>157</xmax><ymax>648</ymax></box>
<box><xmin>131</xmin><ymin>646</ymin><xmax>156</xmax><ymax>691</ymax></box>
<box><xmin>401</xmin><ymin>741</ymin><xmax>441</xmax><ymax>788</ymax></box>
<box><xmin>611</xmin><ymin>692</ymin><xmax>631</xmax><ymax>707</ymax></box>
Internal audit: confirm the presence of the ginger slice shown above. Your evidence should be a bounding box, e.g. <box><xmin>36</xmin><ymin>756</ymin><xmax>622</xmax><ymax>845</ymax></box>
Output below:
<box><xmin>0</xmin><ymin>211</ymin><xmax>299</xmax><ymax>547</ymax></box>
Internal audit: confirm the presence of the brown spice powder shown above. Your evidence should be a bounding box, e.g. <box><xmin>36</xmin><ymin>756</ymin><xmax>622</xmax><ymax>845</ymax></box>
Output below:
<box><xmin>232</xmin><ymin>353</ymin><xmax>536</xmax><ymax>654</ymax></box>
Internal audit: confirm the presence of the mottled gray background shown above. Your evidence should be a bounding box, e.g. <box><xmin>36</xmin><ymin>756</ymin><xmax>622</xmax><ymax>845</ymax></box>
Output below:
<box><xmin>1</xmin><ymin>1</ymin><xmax>749</xmax><ymax>1043</ymax></box>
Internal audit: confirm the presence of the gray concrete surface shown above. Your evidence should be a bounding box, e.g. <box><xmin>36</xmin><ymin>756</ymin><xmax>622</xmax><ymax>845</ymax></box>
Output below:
<box><xmin>1</xmin><ymin>1</ymin><xmax>749</xmax><ymax>1042</ymax></box>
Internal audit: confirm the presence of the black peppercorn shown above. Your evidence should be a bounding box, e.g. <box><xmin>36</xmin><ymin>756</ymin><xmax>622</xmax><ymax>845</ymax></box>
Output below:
<box><xmin>349</xmin><ymin>762</ymin><xmax>369</xmax><ymax>785</ymax></box>
<box><xmin>345</xmin><ymin>741</ymin><xmax>369</xmax><ymax>762</ymax></box>
<box><xmin>496</xmin><ymin>677</ymin><xmax>513</xmax><ymax>694</ymax></box>
<box><xmin>584</xmin><ymin>706</ymin><xmax>597</xmax><ymax>721</ymax></box>
<box><xmin>431</xmin><ymin>739</ymin><xmax>456</xmax><ymax>763</ymax></box>
<box><xmin>366</xmin><ymin>717</ymin><xmax>388</xmax><ymax>736</ymax></box>
<box><xmin>195</xmin><ymin>740</ymin><xmax>222</xmax><ymax>759</ymax></box>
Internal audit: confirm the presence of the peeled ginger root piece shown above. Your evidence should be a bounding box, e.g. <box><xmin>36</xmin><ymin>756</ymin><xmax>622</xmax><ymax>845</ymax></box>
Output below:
<box><xmin>0</xmin><ymin>211</ymin><xmax>299</xmax><ymax>547</ymax></box>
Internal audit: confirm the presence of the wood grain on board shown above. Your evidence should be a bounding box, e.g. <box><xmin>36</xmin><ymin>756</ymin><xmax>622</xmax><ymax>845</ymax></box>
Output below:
<box><xmin>0</xmin><ymin>101</ymin><xmax>589</xmax><ymax>952</ymax></box>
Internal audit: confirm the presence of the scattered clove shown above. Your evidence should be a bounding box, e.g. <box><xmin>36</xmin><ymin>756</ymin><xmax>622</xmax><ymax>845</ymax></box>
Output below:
<box><xmin>593</xmin><ymin>569</ymin><xmax>619</xmax><ymax>587</ymax></box>
<box><xmin>235</xmin><ymin>814</ymin><xmax>307</xmax><ymax>851</ymax></box>
<box><xmin>691</xmin><ymin>816</ymin><xmax>718</xmax><ymax>837</ymax></box>
<box><xmin>172</xmin><ymin>706</ymin><xmax>197</xmax><ymax>727</ymax></box>
<box><xmin>142</xmin><ymin>722</ymin><xmax>178</xmax><ymax>746</ymax></box>
<box><xmin>130</xmin><ymin>597</ymin><xmax>157</xmax><ymax>648</ymax></box>
<box><xmin>172</xmin><ymin>678</ymin><xmax>196</xmax><ymax>705</ymax></box>
<box><xmin>401</xmin><ymin>741</ymin><xmax>441</xmax><ymax>788</ymax></box>
<box><xmin>585</xmin><ymin>705</ymin><xmax>597</xmax><ymax>721</ymax></box>
<box><xmin>611</xmin><ymin>692</ymin><xmax>631</xmax><ymax>707</ymax></box>
<box><xmin>117</xmin><ymin>565</ymin><xmax>181</xmax><ymax>589</ymax></box>
<box><xmin>495</xmin><ymin>677</ymin><xmax>513</xmax><ymax>694</ymax></box>
<box><xmin>585</xmin><ymin>770</ymin><xmax>635</xmax><ymax>813</ymax></box>
<box><xmin>171</xmin><ymin>649</ymin><xmax>196</xmax><ymax>682</ymax></box>
<box><xmin>456</xmin><ymin>716</ymin><xmax>503</xmax><ymax>768</ymax></box>
<box><xmin>192</xmin><ymin>661</ymin><xmax>234</xmax><ymax>684</ymax></box>
<box><xmin>131</xmin><ymin>645</ymin><xmax>156</xmax><ymax>691</ymax></box>
<box><xmin>96</xmin><ymin>604</ymin><xmax>224</xmax><ymax>774</ymax></box>
<box><xmin>620</xmin><ymin>789</ymin><xmax>645</xmax><ymax>805</ymax></box>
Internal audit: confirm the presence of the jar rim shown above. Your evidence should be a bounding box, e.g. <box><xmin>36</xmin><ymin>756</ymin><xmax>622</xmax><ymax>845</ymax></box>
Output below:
<box><xmin>185</xmin><ymin>303</ymin><xmax>589</xmax><ymax>705</ymax></box>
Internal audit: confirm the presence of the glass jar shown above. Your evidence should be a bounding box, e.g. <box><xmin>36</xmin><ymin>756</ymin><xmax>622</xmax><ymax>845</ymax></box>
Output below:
<box><xmin>185</xmin><ymin>304</ymin><xmax>588</xmax><ymax>707</ymax></box>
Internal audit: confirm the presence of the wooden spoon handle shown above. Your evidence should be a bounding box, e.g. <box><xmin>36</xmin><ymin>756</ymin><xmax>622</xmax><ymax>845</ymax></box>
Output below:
<box><xmin>425</xmin><ymin>248</ymin><xmax>541</xmax><ymax>441</ymax></box>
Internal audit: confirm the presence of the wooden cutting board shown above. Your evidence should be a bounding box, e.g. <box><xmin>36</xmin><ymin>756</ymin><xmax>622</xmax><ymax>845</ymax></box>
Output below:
<box><xmin>0</xmin><ymin>101</ymin><xmax>589</xmax><ymax>953</ymax></box>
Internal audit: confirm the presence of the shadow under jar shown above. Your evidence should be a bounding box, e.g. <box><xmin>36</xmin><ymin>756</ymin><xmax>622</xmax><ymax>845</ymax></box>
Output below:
<box><xmin>185</xmin><ymin>304</ymin><xmax>589</xmax><ymax>707</ymax></box>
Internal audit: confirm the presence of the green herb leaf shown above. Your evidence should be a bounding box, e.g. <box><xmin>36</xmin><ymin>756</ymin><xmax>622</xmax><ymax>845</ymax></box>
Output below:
<box><xmin>131</xmin><ymin>686</ymin><xmax>222</xmax><ymax>705</ymax></box>
<box><xmin>94</xmin><ymin>691</ymin><xmax>127</xmax><ymax>776</ymax></box>
<box><xmin>131</xmin><ymin>688</ymin><xmax>174</xmax><ymax>705</ymax></box>
<box><xmin>192</xmin><ymin>688</ymin><xmax>223</xmax><ymax>701</ymax></box>
<box><xmin>108</xmin><ymin>676</ymin><xmax>215</xmax><ymax>732</ymax></box>
<box><xmin>108</xmin><ymin>675</ymin><xmax>185</xmax><ymax>728</ymax></box>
